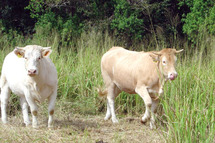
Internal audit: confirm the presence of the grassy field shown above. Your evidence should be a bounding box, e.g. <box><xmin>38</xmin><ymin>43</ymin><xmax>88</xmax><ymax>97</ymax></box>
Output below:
<box><xmin>0</xmin><ymin>30</ymin><xmax>215</xmax><ymax>142</ymax></box>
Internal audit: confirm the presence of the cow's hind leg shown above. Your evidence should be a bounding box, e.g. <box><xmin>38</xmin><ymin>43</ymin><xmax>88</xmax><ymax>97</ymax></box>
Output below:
<box><xmin>135</xmin><ymin>86</ymin><xmax>152</xmax><ymax>127</ymax></box>
<box><xmin>47</xmin><ymin>89</ymin><xmax>57</xmax><ymax>128</ymax></box>
<box><xmin>106</xmin><ymin>84</ymin><xmax>121</xmax><ymax>123</ymax></box>
<box><xmin>20</xmin><ymin>97</ymin><xmax>31</xmax><ymax>126</ymax></box>
<box><xmin>104</xmin><ymin>100</ymin><xmax>111</xmax><ymax>121</ymax></box>
<box><xmin>150</xmin><ymin>95</ymin><xmax>159</xmax><ymax>129</ymax></box>
<box><xmin>0</xmin><ymin>84</ymin><xmax>11</xmax><ymax>124</ymax></box>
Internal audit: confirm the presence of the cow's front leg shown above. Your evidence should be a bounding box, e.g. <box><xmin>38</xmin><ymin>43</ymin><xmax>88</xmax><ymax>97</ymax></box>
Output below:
<box><xmin>1</xmin><ymin>85</ymin><xmax>11</xmax><ymax>124</ymax></box>
<box><xmin>135</xmin><ymin>86</ymin><xmax>152</xmax><ymax>126</ymax></box>
<box><xmin>48</xmin><ymin>89</ymin><xmax>57</xmax><ymax>128</ymax></box>
<box><xmin>20</xmin><ymin>97</ymin><xmax>31</xmax><ymax>126</ymax></box>
<box><xmin>25</xmin><ymin>92</ymin><xmax>38</xmax><ymax>128</ymax></box>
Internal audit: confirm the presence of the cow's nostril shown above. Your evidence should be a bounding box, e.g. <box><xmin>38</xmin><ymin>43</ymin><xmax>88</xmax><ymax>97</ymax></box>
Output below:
<box><xmin>28</xmin><ymin>69</ymin><xmax>36</xmax><ymax>74</ymax></box>
<box><xmin>170</xmin><ymin>72</ymin><xmax>177</xmax><ymax>77</ymax></box>
<box><xmin>169</xmin><ymin>73</ymin><xmax>176</xmax><ymax>80</ymax></box>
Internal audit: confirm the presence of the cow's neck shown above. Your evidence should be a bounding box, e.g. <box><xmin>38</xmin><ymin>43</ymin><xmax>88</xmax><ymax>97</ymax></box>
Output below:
<box><xmin>156</xmin><ymin>61</ymin><xmax>166</xmax><ymax>92</ymax></box>
<box><xmin>27</xmin><ymin>72</ymin><xmax>45</xmax><ymax>89</ymax></box>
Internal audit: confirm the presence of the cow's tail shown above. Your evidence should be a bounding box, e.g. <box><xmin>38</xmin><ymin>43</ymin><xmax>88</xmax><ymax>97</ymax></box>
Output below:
<box><xmin>0</xmin><ymin>76</ymin><xmax>2</xmax><ymax>102</ymax></box>
<box><xmin>0</xmin><ymin>75</ymin><xmax>6</xmax><ymax>103</ymax></box>
<box><xmin>97</xmin><ymin>88</ymin><xmax>108</xmax><ymax>96</ymax></box>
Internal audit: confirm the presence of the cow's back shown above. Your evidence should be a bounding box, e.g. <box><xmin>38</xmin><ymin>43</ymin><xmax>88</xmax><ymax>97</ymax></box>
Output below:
<box><xmin>101</xmin><ymin>47</ymin><xmax>138</xmax><ymax>79</ymax></box>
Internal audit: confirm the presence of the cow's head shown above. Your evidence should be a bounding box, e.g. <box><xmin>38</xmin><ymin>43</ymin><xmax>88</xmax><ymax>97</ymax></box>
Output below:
<box><xmin>150</xmin><ymin>48</ymin><xmax>183</xmax><ymax>81</ymax></box>
<box><xmin>14</xmin><ymin>45</ymin><xmax>52</xmax><ymax>77</ymax></box>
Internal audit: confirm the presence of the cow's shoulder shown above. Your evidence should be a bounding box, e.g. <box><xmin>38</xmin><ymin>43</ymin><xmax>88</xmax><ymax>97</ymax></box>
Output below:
<box><xmin>108</xmin><ymin>46</ymin><xmax>124</xmax><ymax>51</ymax></box>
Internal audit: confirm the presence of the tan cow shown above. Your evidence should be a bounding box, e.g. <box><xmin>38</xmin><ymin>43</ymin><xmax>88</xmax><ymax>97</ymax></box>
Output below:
<box><xmin>99</xmin><ymin>47</ymin><xmax>183</xmax><ymax>129</ymax></box>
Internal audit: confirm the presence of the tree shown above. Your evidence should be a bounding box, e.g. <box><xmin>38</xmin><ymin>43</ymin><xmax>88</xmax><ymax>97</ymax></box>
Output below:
<box><xmin>0</xmin><ymin>0</ymin><xmax>35</xmax><ymax>34</ymax></box>
<box><xmin>178</xmin><ymin>0</ymin><xmax>215</xmax><ymax>42</ymax></box>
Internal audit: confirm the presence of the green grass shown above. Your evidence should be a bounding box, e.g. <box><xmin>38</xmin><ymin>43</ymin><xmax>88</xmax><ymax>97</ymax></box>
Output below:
<box><xmin>161</xmin><ymin>58</ymin><xmax>215</xmax><ymax>142</ymax></box>
<box><xmin>0</xmin><ymin>29</ymin><xmax>215</xmax><ymax>142</ymax></box>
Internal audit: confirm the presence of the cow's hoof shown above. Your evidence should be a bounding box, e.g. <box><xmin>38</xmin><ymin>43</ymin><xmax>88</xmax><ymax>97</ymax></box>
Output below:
<box><xmin>150</xmin><ymin>123</ymin><xmax>156</xmax><ymax>130</ymax></box>
<box><xmin>2</xmin><ymin>119</ymin><xmax>8</xmax><ymax>124</ymax></box>
<box><xmin>2</xmin><ymin>121</ymin><xmax>8</xmax><ymax>124</ymax></box>
<box><xmin>48</xmin><ymin>124</ymin><xmax>54</xmax><ymax>128</ymax></box>
<box><xmin>140</xmin><ymin>120</ymin><xmax>147</xmax><ymax>125</ymax></box>
<box><xmin>48</xmin><ymin>126</ymin><xmax>54</xmax><ymax>130</ymax></box>
<box><xmin>22</xmin><ymin>122</ymin><xmax>31</xmax><ymax>127</ymax></box>
<box><xmin>141</xmin><ymin>116</ymin><xmax>150</xmax><ymax>123</ymax></box>
<box><xmin>104</xmin><ymin>116</ymin><xmax>111</xmax><ymax>121</ymax></box>
<box><xmin>25</xmin><ymin>121</ymin><xmax>31</xmax><ymax>127</ymax></box>
<box><xmin>112</xmin><ymin>118</ymin><xmax>119</xmax><ymax>124</ymax></box>
<box><xmin>32</xmin><ymin>124</ymin><xmax>39</xmax><ymax>129</ymax></box>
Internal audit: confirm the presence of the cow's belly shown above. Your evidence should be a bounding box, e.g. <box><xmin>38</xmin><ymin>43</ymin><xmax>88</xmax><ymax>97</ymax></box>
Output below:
<box><xmin>112</xmin><ymin>74</ymin><xmax>137</xmax><ymax>94</ymax></box>
<box><xmin>114</xmin><ymin>80</ymin><xmax>136</xmax><ymax>94</ymax></box>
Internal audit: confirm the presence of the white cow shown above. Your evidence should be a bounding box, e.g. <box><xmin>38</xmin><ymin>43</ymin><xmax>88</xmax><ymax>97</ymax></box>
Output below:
<box><xmin>0</xmin><ymin>45</ymin><xmax>58</xmax><ymax>128</ymax></box>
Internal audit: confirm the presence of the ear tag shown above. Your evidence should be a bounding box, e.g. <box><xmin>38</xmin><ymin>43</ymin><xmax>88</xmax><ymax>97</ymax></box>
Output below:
<box><xmin>17</xmin><ymin>53</ymin><xmax>22</xmax><ymax>58</ymax></box>
<box><xmin>153</xmin><ymin>59</ymin><xmax>158</xmax><ymax>63</ymax></box>
<box><xmin>153</xmin><ymin>57</ymin><xmax>160</xmax><ymax>63</ymax></box>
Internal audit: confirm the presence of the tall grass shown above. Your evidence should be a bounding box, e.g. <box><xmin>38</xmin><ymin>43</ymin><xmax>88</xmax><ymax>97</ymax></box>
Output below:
<box><xmin>161</xmin><ymin>37</ymin><xmax>215</xmax><ymax>142</ymax></box>
<box><xmin>0</xmin><ymin>28</ymin><xmax>214</xmax><ymax>142</ymax></box>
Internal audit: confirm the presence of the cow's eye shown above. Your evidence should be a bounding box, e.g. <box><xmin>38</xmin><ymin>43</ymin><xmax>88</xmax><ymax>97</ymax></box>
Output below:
<box><xmin>38</xmin><ymin>57</ymin><xmax>41</xmax><ymax>60</ymax></box>
<box><xmin>162</xmin><ymin>60</ymin><xmax>166</xmax><ymax>64</ymax></box>
<box><xmin>24</xmin><ymin>57</ymin><xmax>27</xmax><ymax>60</ymax></box>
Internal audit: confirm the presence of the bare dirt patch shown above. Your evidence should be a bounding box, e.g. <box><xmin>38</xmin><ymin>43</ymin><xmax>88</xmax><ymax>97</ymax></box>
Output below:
<box><xmin>0</xmin><ymin>102</ymin><xmax>165</xmax><ymax>143</ymax></box>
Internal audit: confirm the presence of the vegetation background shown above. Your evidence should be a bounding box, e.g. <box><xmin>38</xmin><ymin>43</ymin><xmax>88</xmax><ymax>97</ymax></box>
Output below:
<box><xmin>0</xmin><ymin>0</ymin><xmax>215</xmax><ymax>142</ymax></box>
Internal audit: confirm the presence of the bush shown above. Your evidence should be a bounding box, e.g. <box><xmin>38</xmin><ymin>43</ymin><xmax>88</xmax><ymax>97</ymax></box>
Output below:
<box><xmin>179</xmin><ymin>0</ymin><xmax>215</xmax><ymax>42</ymax></box>
<box><xmin>33</xmin><ymin>12</ymin><xmax>83</xmax><ymax>47</ymax></box>
<box><xmin>61</xmin><ymin>15</ymin><xmax>83</xmax><ymax>45</ymax></box>
<box><xmin>110</xmin><ymin>0</ymin><xmax>144</xmax><ymax>41</ymax></box>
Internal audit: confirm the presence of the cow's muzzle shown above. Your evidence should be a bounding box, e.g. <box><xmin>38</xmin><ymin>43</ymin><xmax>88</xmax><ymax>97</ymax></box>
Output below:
<box><xmin>168</xmin><ymin>72</ymin><xmax>178</xmax><ymax>80</ymax></box>
<box><xmin>28</xmin><ymin>69</ymin><xmax>37</xmax><ymax>76</ymax></box>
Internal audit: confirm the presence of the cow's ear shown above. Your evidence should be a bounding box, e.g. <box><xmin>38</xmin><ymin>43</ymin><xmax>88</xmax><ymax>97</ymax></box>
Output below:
<box><xmin>42</xmin><ymin>47</ymin><xmax>52</xmax><ymax>57</ymax></box>
<box><xmin>149</xmin><ymin>53</ymin><xmax>160</xmax><ymax>62</ymax></box>
<box><xmin>149</xmin><ymin>51</ymin><xmax>161</xmax><ymax>62</ymax></box>
<box><xmin>14</xmin><ymin>47</ymin><xmax>25</xmax><ymax>58</ymax></box>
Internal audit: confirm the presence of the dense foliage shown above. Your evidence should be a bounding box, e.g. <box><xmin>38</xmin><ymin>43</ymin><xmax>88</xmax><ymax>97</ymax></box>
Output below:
<box><xmin>178</xmin><ymin>0</ymin><xmax>215</xmax><ymax>42</ymax></box>
<box><xmin>0</xmin><ymin>0</ymin><xmax>215</xmax><ymax>47</ymax></box>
